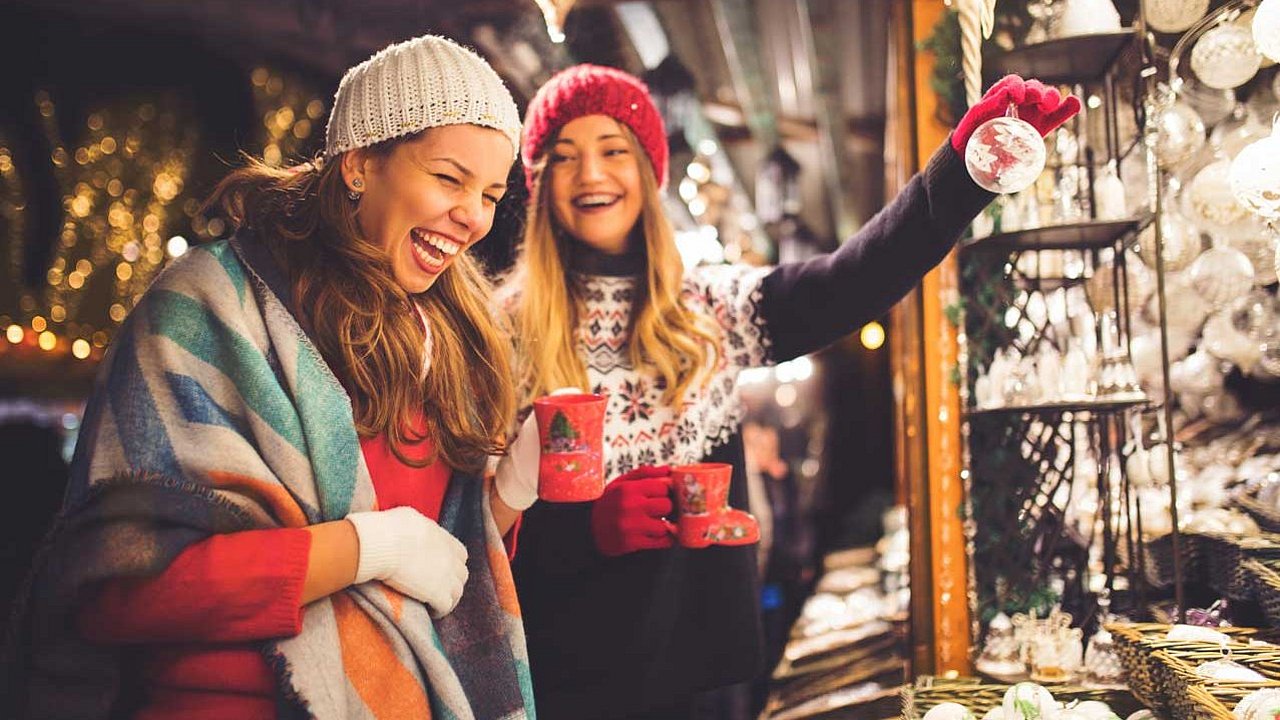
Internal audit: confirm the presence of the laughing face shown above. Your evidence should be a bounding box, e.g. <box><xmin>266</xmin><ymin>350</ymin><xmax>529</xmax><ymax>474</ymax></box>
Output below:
<box><xmin>340</xmin><ymin>125</ymin><xmax>512</xmax><ymax>294</ymax></box>
<box><xmin>546</xmin><ymin>114</ymin><xmax>645</xmax><ymax>255</ymax></box>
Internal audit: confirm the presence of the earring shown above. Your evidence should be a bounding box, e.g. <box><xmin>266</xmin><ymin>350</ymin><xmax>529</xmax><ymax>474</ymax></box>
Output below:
<box><xmin>348</xmin><ymin>177</ymin><xmax>363</xmax><ymax>202</ymax></box>
<box><xmin>347</xmin><ymin>189</ymin><xmax>362</xmax><ymax>202</ymax></box>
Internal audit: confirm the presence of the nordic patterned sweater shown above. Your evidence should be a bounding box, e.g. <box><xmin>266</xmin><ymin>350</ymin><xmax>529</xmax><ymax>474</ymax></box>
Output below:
<box><xmin>511</xmin><ymin>142</ymin><xmax>992</xmax><ymax>718</ymax></box>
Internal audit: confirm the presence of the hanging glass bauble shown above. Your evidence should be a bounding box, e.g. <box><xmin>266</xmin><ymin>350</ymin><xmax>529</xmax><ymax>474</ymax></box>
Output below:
<box><xmin>1096</xmin><ymin>161</ymin><xmax>1128</xmax><ymax>220</ymax></box>
<box><xmin>1184</xmin><ymin>159</ymin><xmax>1255</xmax><ymax>236</ymax></box>
<box><xmin>1189</xmin><ymin>244</ymin><xmax>1255</xmax><ymax>308</ymax></box>
<box><xmin>1147</xmin><ymin>273</ymin><xmax>1212</xmax><ymax>338</ymax></box>
<box><xmin>965</xmin><ymin>108</ymin><xmax>1048</xmax><ymax>194</ymax></box>
<box><xmin>1209</xmin><ymin>104</ymin><xmax>1267</xmax><ymax>160</ymax></box>
<box><xmin>1181</xmin><ymin>79</ymin><xmax>1237</xmax><ymax>126</ymax></box>
<box><xmin>1191</xmin><ymin>24</ymin><xmax>1262</xmax><ymax>90</ymax></box>
<box><xmin>1227</xmin><ymin>224</ymin><xmax>1279</xmax><ymax>285</ymax></box>
<box><xmin>1229</xmin><ymin>120</ymin><xmax>1280</xmax><ymax>220</ymax></box>
<box><xmin>1154</xmin><ymin>100</ymin><xmax>1206</xmax><ymax>169</ymax></box>
<box><xmin>1137</xmin><ymin>212</ymin><xmax>1204</xmax><ymax>272</ymax></box>
<box><xmin>1231</xmin><ymin>288</ymin><xmax>1279</xmax><ymax>339</ymax></box>
<box><xmin>1059</xmin><ymin>0</ymin><xmax>1122</xmax><ymax>36</ymax></box>
<box><xmin>1144</xmin><ymin>0</ymin><xmax>1209</xmax><ymax>33</ymax></box>
<box><xmin>1203</xmin><ymin>309</ymin><xmax>1261</xmax><ymax>371</ymax></box>
<box><xmin>1255</xmin><ymin>0</ymin><xmax>1280</xmax><ymax>63</ymax></box>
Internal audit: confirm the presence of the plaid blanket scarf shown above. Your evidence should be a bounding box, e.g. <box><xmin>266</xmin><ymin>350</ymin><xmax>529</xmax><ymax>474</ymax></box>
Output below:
<box><xmin>3</xmin><ymin>236</ymin><xmax>535</xmax><ymax>719</ymax></box>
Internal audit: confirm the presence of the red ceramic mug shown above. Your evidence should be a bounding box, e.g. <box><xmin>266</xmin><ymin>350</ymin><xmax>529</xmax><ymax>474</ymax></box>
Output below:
<box><xmin>666</xmin><ymin>463</ymin><xmax>759</xmax><ymax>548</ymax></box>
<box><xmin>532</xmin><ymin>393</ymin><xmax>607</xmax><ymax>502</ymax></box>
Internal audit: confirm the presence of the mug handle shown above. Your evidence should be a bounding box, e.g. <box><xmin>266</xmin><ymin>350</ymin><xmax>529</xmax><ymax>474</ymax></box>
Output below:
<box><xmin>661</xmin><ymin>519</ymin><xmax>677</xmax><ymax>535</ymax></box>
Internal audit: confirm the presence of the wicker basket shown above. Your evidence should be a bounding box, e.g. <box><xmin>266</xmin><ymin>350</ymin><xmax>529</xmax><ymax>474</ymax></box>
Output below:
<box><xmin>1246</xmin><ymin>559</ymin><xmax>1280</xmax><ymax>629</ymax></box>
<box><xmin>1144</xmin><ymin>532</ymin><xmax>1203</xmax><ymax>588</ymax></box>
<box><xmin>1152</xmin><ymin>647</ymin><xmax>1280</xmax><ymax>720</ymax></box>
<box><xmin>900</xmin><ymin>675</ymin><xmax>1141</xmax><ymax>720</ymax></box>
<box><xmin>1234</xmin><ymin>490</ymin><xmax>1280</xmax><ymax>534</ymax></box>
<box><xmin>1107</xmin><ymin>623</ymin><xmax>1262</xmax><ymax>710</ymax></box>
<box><xmin>1197</xmin><ymin>532</ymin><xmax>1280</xmax><ymax>600</ymax></box>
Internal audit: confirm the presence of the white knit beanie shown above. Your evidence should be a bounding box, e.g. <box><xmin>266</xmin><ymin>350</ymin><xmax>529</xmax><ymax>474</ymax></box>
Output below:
<box><xmin>324</xmin><ymin>35</ymin><xmax>521</xmax><ymax>159</ymax></box>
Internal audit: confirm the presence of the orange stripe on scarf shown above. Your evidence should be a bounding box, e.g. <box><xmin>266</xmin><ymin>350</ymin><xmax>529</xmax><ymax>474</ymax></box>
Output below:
<box><xmin>487</xmin><ymin>544</ymin><xmax>522</xmax><ymax>619</ymax></box>
<box><xmin>206</xmin><ymin>470</ymin><xmax>308</xmax><ymax>528</ymax></box>
<box><xmin>331</xmin><ymin>593</ymin><xmax>432</xmax><ymax>719</ymax></box>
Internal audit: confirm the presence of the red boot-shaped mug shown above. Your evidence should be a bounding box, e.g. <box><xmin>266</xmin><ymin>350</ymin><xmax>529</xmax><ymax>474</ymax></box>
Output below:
<box><xmin>666</xmin><ymin>463</ymin><xmax>760</xmax><ymax>548</ymax></box>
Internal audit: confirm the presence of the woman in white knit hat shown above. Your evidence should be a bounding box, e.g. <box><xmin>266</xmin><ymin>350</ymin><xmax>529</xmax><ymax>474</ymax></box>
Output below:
<box><xmin>7</xmin><ymin>35</ymin><xmax>539</xmax><ymax>720</ymax></box>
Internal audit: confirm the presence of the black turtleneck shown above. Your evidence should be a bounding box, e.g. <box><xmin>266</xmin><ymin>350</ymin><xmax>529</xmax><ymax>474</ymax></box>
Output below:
<box><xmin>565</xmin><ymin>238</ymin><xmax>646</xmax><ymax>278</ymax></box>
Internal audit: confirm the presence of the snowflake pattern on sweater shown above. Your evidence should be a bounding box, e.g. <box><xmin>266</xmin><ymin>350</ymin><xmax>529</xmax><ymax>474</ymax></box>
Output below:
<box><xmin>577</xmin><ymin>264</ymin><xmax>774</xmax><ymax>480</ymax></box>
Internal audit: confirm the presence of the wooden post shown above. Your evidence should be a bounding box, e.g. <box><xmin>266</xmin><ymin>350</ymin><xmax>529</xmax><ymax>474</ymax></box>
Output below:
<box><xmin>891</xmin><ymin>0</ymin><xmax>974</xmax><ymax>676</ymax></box>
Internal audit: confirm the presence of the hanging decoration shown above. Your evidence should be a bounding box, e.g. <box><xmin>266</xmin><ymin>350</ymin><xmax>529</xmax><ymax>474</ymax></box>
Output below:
<box><xmin>1229</xmin><ymin>117</ymin><xmax>1280</xmax><ymax>222</ymax></box>
<box><xmin>1144</xmin><ymin>0</ymin><xmax>1210</xmax><ymax>34</ymax></box>
<box><xmin>1254</xmin><ymin>0</ymin><xmax>1280</xmax><ymax>63</ymax></box>
<box><xmin>533</xmin><ymin>0</ymin><xmax>576</xmax><ymax>44</ymax></box>
<box><xmin>958</xmin><ymin>0</ymin><xmax>998</xmax><ymax>107</ymax></box>
<box><xmin>1189</xmin><ymin>22</ymin><xmax>1262</xmax><ymax>90</ymax></box>
<box><xmin>964</xmin><ymin>105</ymin><xmax>1048</xmax><ymax>194</ymax></box>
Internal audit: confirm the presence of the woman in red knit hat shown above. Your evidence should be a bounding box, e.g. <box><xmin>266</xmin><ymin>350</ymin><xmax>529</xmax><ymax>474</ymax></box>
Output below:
<box><xmin>501</xmin><ymin>64</ymin><xmax>1079</xmax><ymax>719</ymax></box>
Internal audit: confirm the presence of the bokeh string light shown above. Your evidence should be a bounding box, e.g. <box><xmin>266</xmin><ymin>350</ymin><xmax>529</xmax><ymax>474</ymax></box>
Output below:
<box><xmin>2</xmin><ymin>68</ymin><xmax>325</xmax><ymax>372</ymax></box>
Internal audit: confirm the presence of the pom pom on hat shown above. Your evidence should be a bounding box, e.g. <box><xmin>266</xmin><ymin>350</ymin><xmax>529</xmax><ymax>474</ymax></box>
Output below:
<box><xmin>521</xmin><ymin>64</ymin><xmax>668</xmax><ymax>191</ymax></box>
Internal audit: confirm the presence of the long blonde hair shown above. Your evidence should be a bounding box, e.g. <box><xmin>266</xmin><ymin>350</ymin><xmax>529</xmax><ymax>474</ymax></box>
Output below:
<box><xmin>507</xmin><ymin>125</ymin><xmax>719</xmax><ymax>407</ymax></box>
<box><xmin>206</xmin><ymin>135</ymin><xmax>515</xmax><ymax>474</ymax></box>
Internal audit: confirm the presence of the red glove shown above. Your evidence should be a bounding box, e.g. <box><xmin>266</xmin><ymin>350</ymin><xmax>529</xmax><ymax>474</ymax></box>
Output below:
<box><xmin>952</xmin><ymin>75</ymin><xmax>1082</xmax><ymax>151</ymax></box>
<box><xmin>591</xmin><ymin>465</ymin><xmax>674</xmax><ymax>557</ymax></box>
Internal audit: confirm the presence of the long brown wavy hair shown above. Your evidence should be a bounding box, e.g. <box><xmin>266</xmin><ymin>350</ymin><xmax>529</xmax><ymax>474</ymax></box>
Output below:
<box><xmin>505</xmin><ymin>124</ymin><xmax>720</xmax><ymax>407</ymax></box>
<box><xmin>206</xmin><ymin>134</ymin><xmax>515</xmax><ymax>474</ymax></box>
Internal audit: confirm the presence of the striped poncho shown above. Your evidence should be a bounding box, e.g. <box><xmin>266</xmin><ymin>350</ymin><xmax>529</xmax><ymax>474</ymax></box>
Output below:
<box><xmin>3</xmin><ymin>236</ymin><xmax>534</xmax><ymax>719</ymax></box>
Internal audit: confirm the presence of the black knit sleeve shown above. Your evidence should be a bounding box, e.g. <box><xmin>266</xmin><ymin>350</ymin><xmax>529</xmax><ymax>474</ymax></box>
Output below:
<box><xmin>513</xmin><ymin>501</ymin><xmax>602</xmax><ymax>578</ymax></box>
<box><xmin>758</xmin><ymin>141</ymin><xmax>994</xmax><ymax>362</ymax></box>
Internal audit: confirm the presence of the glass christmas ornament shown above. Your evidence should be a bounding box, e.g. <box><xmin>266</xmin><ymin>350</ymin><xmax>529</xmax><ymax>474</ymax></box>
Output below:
<box><xmin>1058</xmin><ymin>0</ymin><xmax>1122</xmax><ymax>36</ymax></box>
<box><xmin>1191</xmin><ymin>23</ymin><xmax>1262</xmax><ymax>90</ymax></box>
<box><xmin>1189</xmin><ymin>243</ymin><xmax>1255</xmax><ymax>309</ymax></box>
<box><xmin>1095</xmin><ymin>161</ymin><xmax>1128</xmax><ymax>219</ymax></box>
<box><xmin>1154</xmin><ymin>100</ymin><xmax>1206</xmax><ymax>169</ymax></box>
<box><xmin>1137</xmin><ymin>212</ymin><xmax>1204</xmax><ymax>272</ymax></box>
<box><xmin>1227</xmin><ymin>225</ymin><xmax>1279</xmax><ymax>285</ymax></box>
<box><xmin>1184</xmin><ymin>160</ymin><xmax>1255</xmax><ymax>236</ymax></box>
<box><xmin>1255</xmin><ymin>0</ymin><xmax>1280</xmax><ymax>64</ymax></box>
<box><xmin>965</xmin><ymin>106</ymin><xmax>1048</xmax><ymax>194</ymax></box>
<box><xmin>1210</xmin><ymin>104</ymin><xmax>1267</xmax><ymax>160</ymax></box>
<box><xmin>1237</xmin><ymin>689</ymin><xmax>1280</xmax><ymax>720</ymax></box>
<box><xmin>1180</xmin><ymin>79</ymin><xmax>1237</xmax><ymax>127</ymax></box>
<box><xmin>1229</xmin><ymin>118</ymin><xmax>1280</xmax><ymax>221</ymax></box>
<box><xmin>923</xmin><ymin>702</ymin><xmax>975</xmax><ymax>720</ymax></box>
<box><xmin>1144</xmin><ymin>0</ymin><xmax>1209</xmax><ymax>33</ymax></box>
<box><xmin>1203</xmin><ymin>309</ymin><xmax>1261</xmax><ymax>371</ymax></box>
<box><xmin>1146</xmin><ymin>273</ymin><xmax>1211</xmax><ymax>339</ymax></box>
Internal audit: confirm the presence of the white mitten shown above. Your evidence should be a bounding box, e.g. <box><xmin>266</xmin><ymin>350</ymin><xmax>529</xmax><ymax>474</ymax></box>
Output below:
<box><xmin>347</xmin><ymin>506</ymin><xmax>468</xmax><ymax>618</ymax></box>
<box><xmin>494</xmin><ymin>386</ymin><xmax>585</xmax><ymax>510</ymax></box>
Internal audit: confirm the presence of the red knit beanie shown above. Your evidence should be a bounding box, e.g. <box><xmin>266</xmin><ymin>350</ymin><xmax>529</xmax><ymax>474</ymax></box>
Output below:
<box><xmin>521</xmin><ymin>64</ymin><xmax>669</xmax><ymax>192</ymax></box>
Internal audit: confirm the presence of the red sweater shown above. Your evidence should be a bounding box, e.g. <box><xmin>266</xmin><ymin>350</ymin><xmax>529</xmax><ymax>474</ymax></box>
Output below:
<box><xmin>78</xmin><ymin>433</ymin><xmax>454</xmax><ymax>720</ymax></box>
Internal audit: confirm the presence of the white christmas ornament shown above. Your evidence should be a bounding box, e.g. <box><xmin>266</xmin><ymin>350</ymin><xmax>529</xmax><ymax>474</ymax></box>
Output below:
<box><xmin>1144</xmin><ymin>0</ymin><xmax>1209</xmax><ymax>33</ymax></box>
<box><xmin>1254</xmin><ymin>0</ymin><xmax>1280</xmax><ymax>64</ymax></box>
<box><xmin>1154</xmin><ymin>100</ymin><xmax>1206</xmax><ymax>169</ymax></box>
<box><xmin>1189</xmin><ymin>244</ymin><xmax>1255</xmax><ymax>309</ymax></box>
<box><xmin>1229</xmin><ymin>119</ymin><xmax>1280</xmax><ymax>221</ymax></box>
<box><xmin>1003</xmin><ymin>683</ymin><xmax>1058</xmax><ymax>720</ymax></box>
<box><xmin>1137</xmin><ymin>212</ymin><xmax>1204</xmax><ymax>272</ymax></box>
<box><xmin>1058</xmin><ymin>0</ymin><xmax>1122</xmax><ymax>36</ymax></box>
<box><xmin>965</xmin><ymin>109</ymin><xmax>1047</xmax><ymax>194</ymax></box>
<box><xmin>923</xmin><ymin>702</ymin><xmax>975</xmax><ymax>720</ymax></box>
<box><xmin>1185</xmin><ymin>160</ymin><xmax>1255</xmax><ymax>236</ymax></box>
<box><xmin>1190</xmin><ymin>23</ymin><xmax>1262</xmax><ymax>90</ymax></box>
